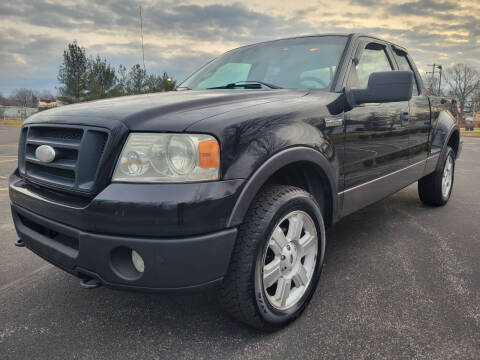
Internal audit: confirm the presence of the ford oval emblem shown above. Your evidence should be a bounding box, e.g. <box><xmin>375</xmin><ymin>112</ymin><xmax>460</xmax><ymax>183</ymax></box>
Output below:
<box><xmin>35</xmin><ymin>145</ymin><xmax>56</xmax><ymax>163</ymax></box>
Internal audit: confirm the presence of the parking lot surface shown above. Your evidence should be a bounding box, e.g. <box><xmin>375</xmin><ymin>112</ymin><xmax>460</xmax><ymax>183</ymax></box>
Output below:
<box><xmin>0</xmin><ymin>126</ymin><xmax>479</xmax><ymax>359</ymax></box>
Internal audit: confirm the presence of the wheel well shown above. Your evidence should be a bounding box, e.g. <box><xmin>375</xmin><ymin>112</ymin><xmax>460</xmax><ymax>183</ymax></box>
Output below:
<box><xmin>264</xmin><ymin>161</ymin><xmax>333</xmax><ymax>227</ymax></box>
<box><xmin>448</xmin><ymin>130</ymin><xmax>460</xmax><ymax>157</ymax></box>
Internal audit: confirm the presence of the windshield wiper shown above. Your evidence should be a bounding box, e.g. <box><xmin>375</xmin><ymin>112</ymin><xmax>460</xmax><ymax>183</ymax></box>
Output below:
<box><xmin>176</xmin><ymin>86</ymin><xmax>192</xmax><ymax>90</ymax></box>
<box><xmin>207</xmin><ymin>81</ymin><xmax>282</xmax><ymax>90</ymax></box>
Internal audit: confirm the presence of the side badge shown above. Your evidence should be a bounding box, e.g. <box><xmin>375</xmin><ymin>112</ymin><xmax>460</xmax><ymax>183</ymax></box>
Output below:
<box><xmin>324</xmin><ymin>116</ymin><xmax>344</xmax><ymax>127</ymax></box>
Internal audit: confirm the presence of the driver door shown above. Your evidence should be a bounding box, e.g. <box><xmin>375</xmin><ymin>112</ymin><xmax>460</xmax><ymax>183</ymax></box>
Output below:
<box><xmin>342</xmin><ymin>40</ymin><xmax>410</xmax><ymax>215</ymax></box>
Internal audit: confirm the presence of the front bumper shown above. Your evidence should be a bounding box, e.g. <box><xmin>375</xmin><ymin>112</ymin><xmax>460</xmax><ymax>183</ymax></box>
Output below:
<box><xmin>9</xmin><ymin>171</ymin><xmax>244</xmax><ymax>291</ymax></box>
<box><xmin>12</xmin><ymin>203</ymin><xmax>237</xmax><ymax>292</ymax></box>
<box><xmin>9</xmin><ymin>170</ymin><xmax>244</xmax><ymax>237</ymax></box>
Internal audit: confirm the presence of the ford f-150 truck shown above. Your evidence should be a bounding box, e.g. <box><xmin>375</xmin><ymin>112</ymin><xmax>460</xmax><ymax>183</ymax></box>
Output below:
<box><xmin>10</xmin><ymin>34</ymin><xmax>462</xmax><ymax>330</ymax></box>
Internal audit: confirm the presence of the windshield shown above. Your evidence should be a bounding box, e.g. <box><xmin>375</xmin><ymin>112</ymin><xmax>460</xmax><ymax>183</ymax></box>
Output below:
<box><xmin>180</xmin><ymin>36</ymin><xmax>348</xmax><ymax>90</ymax></box>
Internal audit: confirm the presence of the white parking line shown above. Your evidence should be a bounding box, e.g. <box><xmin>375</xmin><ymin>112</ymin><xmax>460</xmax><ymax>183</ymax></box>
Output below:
<box><xmin>0</xmin><ymin>264</ymin><xmax>53</xmax><ymax>294</ymax></box>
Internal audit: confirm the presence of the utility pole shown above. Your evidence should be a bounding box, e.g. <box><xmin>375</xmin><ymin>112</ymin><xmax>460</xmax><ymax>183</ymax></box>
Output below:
<box><xmin>437</xmin><ymin>65</ymin><xmax>442</xmax><ymax>95</ymax></box>
<box><xmin>473</xmin><ymin>99</ymin><xmax>476</xmax><ymax>124</ymax></box>
<box><xmin>429</xmin><ymin>64</ymin><xmax>436</xmax><ymax>80</ymax></box>
<box><xmin>426</xmin><ymin>64</ymin><xmax>436</xmax><ymax>94</ymax></box>
<box><xmin>426</xmin><ymin>64</ymin><xmax>442</xmax><ymax>95</ymax></box>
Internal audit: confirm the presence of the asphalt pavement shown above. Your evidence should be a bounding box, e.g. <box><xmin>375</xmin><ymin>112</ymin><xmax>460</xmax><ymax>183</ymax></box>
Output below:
<box><xmin>0</xmin><ymin>126</ymin><xmax>479</xmax><ymax>359</ymax></box>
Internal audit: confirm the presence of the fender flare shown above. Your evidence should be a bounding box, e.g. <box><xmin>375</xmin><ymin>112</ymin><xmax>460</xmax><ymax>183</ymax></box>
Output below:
<box><xmin>435</xmin><ymin>120</ymin><xmax>460</xmax><ymax>172</ymax></box>
<box><xmin>226</xmin><ymin>146</ymin><xmax>339</xmax><ymax>227</ymax></box>
<box><xmin>442</xmin><ymin>125</ymin><xmax>460</xmax><ymax>157</ymax></box>
<box><xmin>428</xmin><ymin>108</ymin><xmax>460</xmax><ymax>171</ymax></box>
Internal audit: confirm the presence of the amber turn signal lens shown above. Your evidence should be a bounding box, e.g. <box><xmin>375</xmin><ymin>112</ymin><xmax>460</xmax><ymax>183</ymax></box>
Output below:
<box><xmin>198</xmin><ymin>139</ymin><xmax>219</xmax><ymax>168</ymax></box>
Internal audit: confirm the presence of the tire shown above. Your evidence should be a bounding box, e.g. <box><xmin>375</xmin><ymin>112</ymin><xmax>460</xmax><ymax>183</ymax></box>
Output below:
<box><xmin>418</xmin><ymin>146</ymin><xmax>455</xmax><ymax>206</ymax></box>
<box><xmin>219</xmin><ymin>184</ymin><xmax>326</xmax><ymax>330</ymax></box>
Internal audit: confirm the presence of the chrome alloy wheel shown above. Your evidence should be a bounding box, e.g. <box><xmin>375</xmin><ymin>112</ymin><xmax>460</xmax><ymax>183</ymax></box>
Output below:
<box><xmin>442</xmin><ymin>154</ymin><xmax>454</xmax><ymax>199</ymax></box>
<box><xmin>261</xmin><ymin>210</ymin><xmax>318</xmax><ymax>310</ymax></box>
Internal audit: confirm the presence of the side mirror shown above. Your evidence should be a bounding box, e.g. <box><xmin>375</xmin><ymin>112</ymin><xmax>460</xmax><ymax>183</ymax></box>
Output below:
<box><xmin>346</xmin><ymin>71</ymin><xmax>413</xmax><ymax>107</ymax></box>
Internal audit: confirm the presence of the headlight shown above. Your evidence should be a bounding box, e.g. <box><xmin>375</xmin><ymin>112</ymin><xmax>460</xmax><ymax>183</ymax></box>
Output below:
<box><xmin>112</xmin><ymin>133</ymin><xmax>220</xmax><ymax>183</ymax></box>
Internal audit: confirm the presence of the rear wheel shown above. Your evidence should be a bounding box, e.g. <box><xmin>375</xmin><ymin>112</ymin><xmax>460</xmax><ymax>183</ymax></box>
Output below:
<box><xmin>219</xmin><ymin>185</ymin><xmax>325</xmax><ymax>330</ymax></box>
<box><xmin>418</xmin><ymin>146</ymin><xmax>455</xmax><ymax>206</ymax></box>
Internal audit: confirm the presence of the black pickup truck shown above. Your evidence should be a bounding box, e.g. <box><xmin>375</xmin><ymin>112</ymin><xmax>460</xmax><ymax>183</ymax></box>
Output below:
<box><xmin>10</xmin><ymin>33</ymin><xmax>461</xmax><ymax>330</ymax></box>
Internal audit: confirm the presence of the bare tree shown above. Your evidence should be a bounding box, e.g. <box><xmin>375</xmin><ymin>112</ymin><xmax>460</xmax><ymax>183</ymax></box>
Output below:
<box><xmin>424</xmin><ymin>74</ymin><xmax>444</xmax><ymax>96</ymax></box>
<box><xmin>8</xmin><ymin>88</ymin><xmax>38</xmax><ymax>107</ymax></box>
<box><xmin>445</xmin><ymin>64</ymin><xmax>480</xmax><ymax>122</ymax></box>
<box><xmin>35</xmin><ymin>90</ymin><xmax>55</xmax><ymax>101</ymax></box>
<box><xmin>471</xmin><ymin>89</ymin><xmax>480</xmax><ymax>120</ymax></box>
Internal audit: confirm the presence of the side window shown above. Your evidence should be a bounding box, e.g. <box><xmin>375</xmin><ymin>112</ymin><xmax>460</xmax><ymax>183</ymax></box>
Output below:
<box><xmin>393</xmin><ymin>52</ymin><xmax>419</xmax><ymax>95</ymax></box>
<box><xmin>347</xmin><ymin>45</ymin><xmax>393</xmax><ymax>89</ymax></box>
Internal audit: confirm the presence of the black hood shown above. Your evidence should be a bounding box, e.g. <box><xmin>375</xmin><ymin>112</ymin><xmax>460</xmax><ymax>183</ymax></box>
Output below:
<box><xmin>25</xmin><ymin>90</ymin><xmax>309</xmax><ymax>132</ymax></box>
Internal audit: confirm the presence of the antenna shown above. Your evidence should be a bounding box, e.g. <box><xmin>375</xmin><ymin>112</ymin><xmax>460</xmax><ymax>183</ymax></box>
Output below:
<box><xmin>139</xmin><ymin>6</ymin><xmax>146</xmax><ymax>73</ymax></box>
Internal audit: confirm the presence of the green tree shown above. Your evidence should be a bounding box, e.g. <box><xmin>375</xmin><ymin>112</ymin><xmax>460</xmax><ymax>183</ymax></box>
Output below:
<box><xmin>126</xmin><ymin>64</ymin><xmax>147</xmax><ymax>95</ymax></box>
<box><xmin>111</xmin><ymin>64</ymin><xmax>128</xmax><ymax>97</ymax></box>
<box><xmin>57</xmin><ymin>41</ymin><xmax>177</xmax><ymax>100</ymax></box>
<box><xmin>57</xmin><ymin>41</ymin><xmax>88</xmax><ymax>103</ymax></box>
<box><xmin>86</xmin><ymin>56</ymin><xmax>117</xmax><ymax>100</ymax></box>
<box><xmin>145</xmin><ymin>72</ymin><xmax>177</xmax><ymax>92</ymax></box>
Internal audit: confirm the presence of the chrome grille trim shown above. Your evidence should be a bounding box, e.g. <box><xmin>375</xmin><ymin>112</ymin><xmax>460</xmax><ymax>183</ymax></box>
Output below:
<box><xmin>19</xmin><ymin>124</ymin><xmax>110</xmax><ymax>195</ymax></box>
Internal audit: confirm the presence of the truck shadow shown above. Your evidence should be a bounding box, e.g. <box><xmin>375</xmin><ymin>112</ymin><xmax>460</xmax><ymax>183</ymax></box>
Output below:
<box><xmin>45</xmin><ymin>184</ymin><xmax>445</xmax><ymax>350</ymax></box>
<box><xmin>72</xmin><ymin>187</ymin><xmax>426</xmax><ymax>334</ymax></box>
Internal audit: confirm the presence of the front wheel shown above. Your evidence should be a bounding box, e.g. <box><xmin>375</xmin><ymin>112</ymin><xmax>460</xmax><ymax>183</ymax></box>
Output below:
<box><xmin>219</xmin><ymin>185</ymin><xmax>325</xmax><ymax>330</ymax></box>
<box><xmin>418</xmin><ymin>146</ymin><xmax>455</xmax><ymax>206</ymax></box>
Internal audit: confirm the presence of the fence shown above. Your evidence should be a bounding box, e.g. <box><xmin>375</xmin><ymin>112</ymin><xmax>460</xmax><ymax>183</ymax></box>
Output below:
<box><xmin>0</xmin><ymin>106</ymin><xmax>38</xmax><ymax>121</ymax></box>
<box><xmin>459</xmin><ymin>121</ymin><xmax>480</xmax><ymax>128</ymax></box>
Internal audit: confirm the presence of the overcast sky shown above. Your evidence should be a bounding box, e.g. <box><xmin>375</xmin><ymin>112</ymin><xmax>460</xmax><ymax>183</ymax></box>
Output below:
<box><xmin>1</xmin><ymin>0</ymin><xmax>479</xmax><ymax>95</ymax></box>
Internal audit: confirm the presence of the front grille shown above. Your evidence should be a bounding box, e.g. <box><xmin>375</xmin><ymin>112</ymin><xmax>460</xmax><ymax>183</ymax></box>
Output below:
<box><xmin>19</xmin><ymin>124</ymin><xmax>110</xmax><ymax>195</ymax></box>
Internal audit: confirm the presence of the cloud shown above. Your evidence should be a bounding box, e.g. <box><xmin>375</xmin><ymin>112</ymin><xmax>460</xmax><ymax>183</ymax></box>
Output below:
<box><xmin>12</xmin><ymin>54</ymin><xmax>27</xmax><ymax>65</ymax></box>
<box><xmin>88</xmin><ymin>41</ymin><xmax>217</xmax><ymax>80</ymax></box>
<box><xmin>0</xmin><ymin>29</ymin><xmax>66</xmax><ymax>93</ymax></box>
<box><xmin>389</xmin><ymin>0</ymin><xmax>456</xmax><ymax>15</ymax></box>
<box><xmin>0</xmin><ymin>0</ymin><xmax>478</xmax><ymax>94</ymax></box>
<box><xmin>351</xmin><ymin>0</ymin><xmax>387</xmax><ymax>6</ymax></box>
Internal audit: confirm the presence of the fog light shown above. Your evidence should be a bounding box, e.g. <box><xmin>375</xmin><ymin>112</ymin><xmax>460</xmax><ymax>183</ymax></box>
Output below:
<box><xmin>131</xmin><ymin>250</ymin><xmax>145</xmax><ymax>273</ymax></box>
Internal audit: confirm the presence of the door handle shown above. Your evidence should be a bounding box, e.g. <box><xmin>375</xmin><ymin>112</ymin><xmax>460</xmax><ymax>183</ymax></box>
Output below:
<box><xmin>401</xmin><ymin>112</ymin><xmax>410</xmax><ymax>126</ymax></box>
